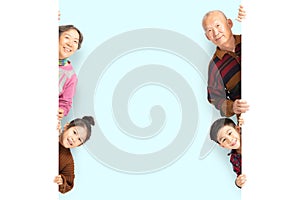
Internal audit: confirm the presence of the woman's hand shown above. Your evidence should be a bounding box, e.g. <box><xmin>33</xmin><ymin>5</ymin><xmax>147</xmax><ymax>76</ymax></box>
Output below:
<box><xmin>57</xmin><ymin>108</ymin><xmax>64</xmax><ymax>121</ymax></box>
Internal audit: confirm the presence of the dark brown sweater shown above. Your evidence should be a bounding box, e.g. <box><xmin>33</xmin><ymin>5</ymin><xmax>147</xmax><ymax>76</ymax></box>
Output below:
<box><xmin>59</xmin><ymin>143</ymin><xmax>75</xmax><ymax>193</ymax></box>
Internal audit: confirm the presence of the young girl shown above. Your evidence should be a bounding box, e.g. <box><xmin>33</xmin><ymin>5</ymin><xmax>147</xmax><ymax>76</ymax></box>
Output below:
<box><xmin>209</xmin><ymin>117</ymin><xmax>247</xmax><ymax>188</ymax></box>
<box><xmin>58</xmin><ymin>25</ymin><xmax>84</xmax><ymax>120</ymax></box>
<box><xmin>54</xmin><ymin>116</ymin><xmax>95</xmax><ymax>193</ymax></box>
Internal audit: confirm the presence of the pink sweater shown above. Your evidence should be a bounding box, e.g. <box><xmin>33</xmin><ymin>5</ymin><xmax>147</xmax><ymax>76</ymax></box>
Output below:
<box><xmin>59</xmin><ymin>62</ymin><xmax>78</xmax><ymax>116</ymax></box>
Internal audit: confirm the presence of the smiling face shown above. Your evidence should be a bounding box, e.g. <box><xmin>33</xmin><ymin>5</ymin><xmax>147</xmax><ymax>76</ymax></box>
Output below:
<box><xmin>59</xmin><ymin>125</ymin><xmax>88</xmax><ymax>148</ymax></box>
<box><xmin>217</xmin><ymin>125</ymin><xmax>241</xmax><ymax>150</ymax></box>
<box><xmin>202</xmin><ymin>11</ymin><xmax>233</xmax><ymax>48</ymax></box>
<box><xmin>59</xmin><ymin>29</ymin><xmax>80</xmax><ymax>59</ymax></box>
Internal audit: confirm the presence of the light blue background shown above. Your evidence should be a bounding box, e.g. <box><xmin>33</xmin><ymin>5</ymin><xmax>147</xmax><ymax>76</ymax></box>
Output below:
<box><xmin>59</xmin><ymin>0</ymin><xmax>242</xmax><ymax>199</ymax></box>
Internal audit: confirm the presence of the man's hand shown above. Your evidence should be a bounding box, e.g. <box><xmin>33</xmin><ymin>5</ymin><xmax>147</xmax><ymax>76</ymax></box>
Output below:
<box><xmin>233</xmin><ymin>99</ymin><xmax>249</xmax><ymax>115</ymax></box>
<box><xmin>236</xmin><ymin>5</ymin><xmax>246</xmax><ymax>22</ymax></box>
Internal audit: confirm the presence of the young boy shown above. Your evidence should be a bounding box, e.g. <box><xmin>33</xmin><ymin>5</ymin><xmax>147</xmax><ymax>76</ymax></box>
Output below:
<box><xmin>209</xmin><ymin>117</ymin><xmax>247</xmax><ymax>188</ymax></box>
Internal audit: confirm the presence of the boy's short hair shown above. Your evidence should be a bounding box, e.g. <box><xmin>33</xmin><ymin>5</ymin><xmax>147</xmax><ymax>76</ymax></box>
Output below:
<box><xmin>209</xmin><ymin>118</ymin><xmax>236</xmax><ymax>143</ymax></box>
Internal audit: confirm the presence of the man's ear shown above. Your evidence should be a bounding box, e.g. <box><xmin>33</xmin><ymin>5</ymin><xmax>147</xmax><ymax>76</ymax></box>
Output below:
<box><xmin>205</xmin><ymin>33</ymin><xmax>210</xmax><ymax>40</ymax></box>
<box><xmin>227</xmin><ymin>18</ymin><xmax>233</xmax><ymax>28</ymax></box>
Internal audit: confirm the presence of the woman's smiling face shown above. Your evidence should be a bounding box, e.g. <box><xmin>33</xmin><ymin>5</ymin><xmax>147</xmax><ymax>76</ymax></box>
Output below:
<box><xmin>59</xmin><ymin>29</ymin><xmax>80</xmax><ymax>59</ymax></box>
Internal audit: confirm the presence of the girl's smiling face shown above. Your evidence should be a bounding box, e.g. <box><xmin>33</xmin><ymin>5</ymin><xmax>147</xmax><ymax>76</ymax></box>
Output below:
<box><xmin>60</xmin><ymin>126</ymin><xmax>87</xmax><ymax>148</ymax></box>
<box><xmin>59</xmin><ymin>29</ymin><xmax>80</xmax><ymax>59</ymax></box>
<box><xmin>217</xmin><ymin>125</ymin><xmax>240</xmax><ymax>150</ymax></box>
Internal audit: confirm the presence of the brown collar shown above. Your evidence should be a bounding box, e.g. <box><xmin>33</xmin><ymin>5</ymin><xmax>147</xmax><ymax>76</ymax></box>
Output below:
<box><xmin>215</xmin><ymin>35</ymin><xmax>241</xmax><ymax>60</ymax></box>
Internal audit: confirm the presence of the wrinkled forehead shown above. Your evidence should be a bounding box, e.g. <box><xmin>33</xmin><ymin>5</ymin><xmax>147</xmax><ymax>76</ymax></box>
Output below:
<box><xmin>203</xmin><ymin>11</ymin><xmax>227</xmax><ymax>27</ymax></box>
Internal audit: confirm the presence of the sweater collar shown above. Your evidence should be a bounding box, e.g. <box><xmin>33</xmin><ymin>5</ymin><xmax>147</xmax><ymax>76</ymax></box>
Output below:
<box><xmin>215</xmin><ymin>35</ymin><xmax>241</xmax><ymax>60</ymax></box>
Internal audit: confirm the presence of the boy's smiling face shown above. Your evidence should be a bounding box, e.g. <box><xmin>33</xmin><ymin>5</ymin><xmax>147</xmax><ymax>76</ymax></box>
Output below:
<box><xmin>217</xmin><ymin>125</ymin><xmax>240</xmax><ymax>150</ymax></box>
